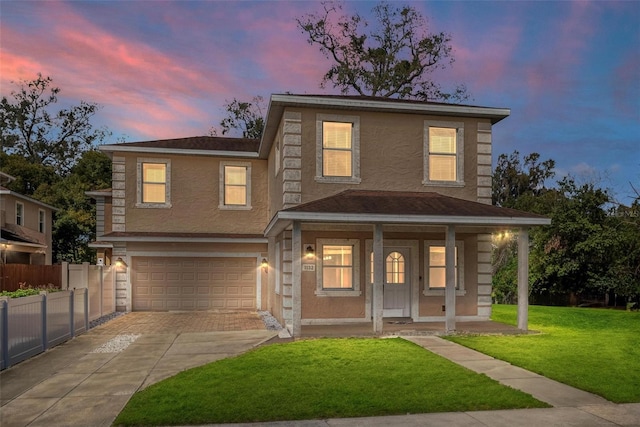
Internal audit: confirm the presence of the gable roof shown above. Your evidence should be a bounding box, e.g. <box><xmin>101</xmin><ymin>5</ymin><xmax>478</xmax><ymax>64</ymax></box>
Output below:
<box><xmin>0</xmin><ymin>187</ymin><xmax>59</xmax><ymax>211</ymax></box>
<box><xmin>100</xmin><ymin>136</ymin><xmax>259</xmax><ymax>157</ymax></box>
<box><xmin>265</xmin><ymin>190</ymin><xmax>550</xmax><ymax>236</ymax></box>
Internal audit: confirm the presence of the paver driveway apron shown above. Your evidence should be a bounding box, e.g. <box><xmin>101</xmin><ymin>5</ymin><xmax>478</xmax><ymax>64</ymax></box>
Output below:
<box><xmin>0</xmin><ymin>311</ymin><xmax>278</xmax><ymax>427</ymax></box>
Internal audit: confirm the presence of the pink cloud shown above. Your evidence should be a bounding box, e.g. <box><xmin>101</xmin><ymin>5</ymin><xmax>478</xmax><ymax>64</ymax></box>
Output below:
<box><xmin>0</xmin><ymin>1</ymin><xmax>241</xmax><ymax>141</ymax></box>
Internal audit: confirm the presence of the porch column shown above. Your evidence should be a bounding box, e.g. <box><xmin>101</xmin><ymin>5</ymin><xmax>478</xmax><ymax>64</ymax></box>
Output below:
<box><xmin>517</xmin><ymin>228</ymin><xmax>529</xmax><ymax>331</ymax></box>
<box><xmin>445</xmin><ymin>225</ymin><xmax>456</xmax><ymax>333</ymax></box>
<box><xmin>372</xmin><ymin>223</ymin><xmax>384</xmax><ymax>334</ymax></box>
<box><xmin>291</xmin><ymin>221</ymin><xmax>302</xmax><ymax>337</ymax></box>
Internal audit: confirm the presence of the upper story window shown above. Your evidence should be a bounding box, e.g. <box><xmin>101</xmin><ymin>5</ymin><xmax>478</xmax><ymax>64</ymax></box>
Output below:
<box><xmin>39</xmin><ymin>209</ymin><xmax>45</xmax><ymax>233</ymax></box>
<box><xmin>136</xmin><ymin>158</ymin><xmax>172</xmax><ymax>208</ymax></box>
<box><xmin>316</xmin><ymin>114</ymin><xmax>361</xmax><ymax>184</ymax></box>
<box><xmin>16</xmin><ymin>202</ymin><xmax>24</xmax><ymax>226</ymax></box>
<box><xmin>219</xmin><ymin>161</ymin><xmax>252</xmax><ymax>210</ymax></box>
<box><xmin>424</xmin><ymin>240</ymin><xmax>465</xmax><ymax>296</ymax></box>
<box><xmin>315</xmin><ymin>238</ymin><xmax>361</xmax><ymax>297</ymax></box>
<box><xmin>423</xmin><ymin>121</ymin><xmax>464</xmax><ymax>187</ymax></box>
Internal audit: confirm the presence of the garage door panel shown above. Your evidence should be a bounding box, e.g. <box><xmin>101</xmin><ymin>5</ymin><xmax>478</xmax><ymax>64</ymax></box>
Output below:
<box><xmin>132</xmin><ymin>257</ymin><xmax>256</xmax><ymax>311</ymax></box>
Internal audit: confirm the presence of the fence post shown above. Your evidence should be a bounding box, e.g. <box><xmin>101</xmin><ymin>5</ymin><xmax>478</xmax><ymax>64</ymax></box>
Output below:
<box><xmin>1</xmin><ymin>297</ymin><xmax>8</xmax><ymax>370</ymax></box>
<box><xmin>61</xmin><ymin>262</ymin><xmax>69</xmax><ymax>290</ymax></box>
<box><xmin>69</xmin><ymin>290</ymin><xmax>74</xmax><ymax>339</ymax></box>
<box><xmin>40</xmin><ymin>291</ymin><xmax>48</xmax><ymax>351</ymax></box>
<box><xmin>82</xmin><ymin>262</ymin><xmax>89</xmax><ymax>289</ymax></box>
<box><xmin>83</xmin><ymin>288</ymin><xmax>89</xmax><ymax>331</ymax></box>
<box><xmin>70</xmin><ymin>289</ymin><xmax>75</xmax><ymax>338</ymax></box>
<box><xmin>99</xmin><ymin>265</ymin><xmax>104</xmax><ymax>318</ymax></box>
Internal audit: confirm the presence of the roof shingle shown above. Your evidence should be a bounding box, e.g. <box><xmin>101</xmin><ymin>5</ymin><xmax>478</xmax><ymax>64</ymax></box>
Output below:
<box><xmin>284</xmin><ymin>190</ymin><xmax>547</xmax><ymax>219</ymax></box>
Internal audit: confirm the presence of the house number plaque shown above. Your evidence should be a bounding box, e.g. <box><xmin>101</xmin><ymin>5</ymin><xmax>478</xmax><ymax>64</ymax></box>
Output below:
<box><xmin>302</xmin><ymin>264</ymin><xmax>315</xmax><ymax>272</ymax></box>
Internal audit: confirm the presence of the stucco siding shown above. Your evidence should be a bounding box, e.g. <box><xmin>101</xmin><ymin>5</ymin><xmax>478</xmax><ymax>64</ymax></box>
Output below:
<box><xmin>120</xmin><ymin>153</ymin><xmax>269</xmax><ymax>234</ymax></box>
<box><xmin>294</xmin><ymin>228</ymin><xmax>481</xmax><ymax>321</ymax></box>
<box><xmin>293</xmin><ymin>108</ymin><xmax>484</xmax><ymax>204</ymax></box>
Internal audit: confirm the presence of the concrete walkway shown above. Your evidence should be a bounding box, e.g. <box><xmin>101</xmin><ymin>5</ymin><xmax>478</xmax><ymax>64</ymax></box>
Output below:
<box><xmin>0</xmin><ymin>312</ymin><xmax>277</xmax><ymax>427</ymax></box>
<box><xmin>200</xmin><ymin>336</ymin><xmax>640</xmax><ymax>427</ymax></box>
<box><xmin>2</xmin><ymin>319</ymin><xmax>639</xmax><ymax>427</ymax></box>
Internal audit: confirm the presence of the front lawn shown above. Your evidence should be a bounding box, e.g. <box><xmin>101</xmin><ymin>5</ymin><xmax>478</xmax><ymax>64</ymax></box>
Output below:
<box><xmin>448</xmin><ymin>305</ymin><xmax>640</xmax><ymax>403</ymax></box>
<box><xmin>114</xmin><ymin>338</ymin><xmax>546</xmax><ymax>425</ymax></box>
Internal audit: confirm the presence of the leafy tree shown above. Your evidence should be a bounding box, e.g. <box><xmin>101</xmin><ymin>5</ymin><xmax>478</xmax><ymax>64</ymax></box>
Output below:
<box><xmin>210</xmin><ymin>96</ymin><xmax>265</xmax><ymax>139</ymax></box>
<box><xmin>0</xmin><ymin>152</ymin><xmax>58</xmax><ymax>196</ymax></box>
<box><xmin>35</xmin><ymin>150</ymin><xmax>112</xmax><ymax>263</ymax></box>
<box><xmin>603</xmin><ymin>197</ymin><xmax>640</xmax><ymax>307</ymax></box>
<box><xmin>1</xmin><ymin>73</ymin><xmax>108</xmax><ymax>175</ymax></box>
<box><xmin>1</xmin><ymin>74</ymin><xmax>112</xmax><ymax>263</ymax></box>
<box><xmin>530</xmin><ymin>178</ymin><xmax>617</xmax><ymax>302</ymax></box>
<box><xmin>297</xmin><ymin>1</ymin><xmax>468</xmax><ymax>102</ymax></box>
<box><xmin>492</xmin><ymin>151</ymin><xmax>556</xmax><ymax>210</ymax></box>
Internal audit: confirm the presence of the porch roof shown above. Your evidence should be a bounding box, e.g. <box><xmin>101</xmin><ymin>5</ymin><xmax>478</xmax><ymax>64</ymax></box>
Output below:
<box><xmin>265</xmin><ymin>190</ymin><xmax>550</xmax><ymax>236</ymax></box>
<box><xmin>1</xmin><ymin>229</ymin><xmax>46</xmax><ymax>248</ymax></box>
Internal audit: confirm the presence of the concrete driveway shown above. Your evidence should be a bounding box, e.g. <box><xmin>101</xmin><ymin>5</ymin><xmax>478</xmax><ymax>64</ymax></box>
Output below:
<box><xmin>0</xmin><ymin>311</ymin><xmax>277</xmax><ymax>427</ymax></box>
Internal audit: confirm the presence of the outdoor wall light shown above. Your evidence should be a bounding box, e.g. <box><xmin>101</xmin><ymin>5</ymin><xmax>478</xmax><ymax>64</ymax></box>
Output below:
<box><xmin>305</xmin><ymin>245</ymin><xmax>315</xmax><ymax>258</ymax></box>
<box><xmin>261</xmin><ymin>258</ymin><xmax>268</xmax><ymax>269</ymax></box>
<box><xmin>115</xmin><ymin>257</ymin><xmax>128</xmax><ymax>268</ymax></box>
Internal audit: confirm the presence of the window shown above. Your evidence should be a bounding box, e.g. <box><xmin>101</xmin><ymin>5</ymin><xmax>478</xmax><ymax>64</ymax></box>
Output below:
<box><xmin>136</xmin><ymin>158</ymin><xmax>171</xmax><ymax>208</ymax></box>
<box><xmin>428</xmin><ymin>246</ymin><xmax>457</xmax><ymax>288</ymax></box>
<box><xmin>219</xmin><ymin>161</ymin><xmax>251</xmax><ymax>209</ymax></box>
<box><xmin>424</xmin><ymin>240</ymin><xmax>465</xmax><ymax>295</ymax></box>
<box><xmin>316</xmin><ymin>114</ymin><xmax>360</xmax><ymax>184</ymax></box>
<box><xmin>423</xmin><ymin>121</ymin><xmax>464</xmax><ymax>186</ymax></box>
<box><xmin>323</xmin><ymin>122</ymin><xmax>352</xmax><ymax>177</ymax></box>
<box><xmin>16</xmin><ymin>202</ymin><xmax>24</xmax><ymax>226</ymax></box>
<box><xmin>316</xmin><ymin>238</ymin><xmax>361</xmax><ymax>296</ymax></box>
<box><xmin>322</xmin><ymin>245</ymin><xmax>353</xmax><ymax>289</ymax></box>
<box><xmin>143</xmin><ymin>163</ymin><xmax>166</xmax><ymax>203</ymax></box>
<box><xmin>39</xmin><ymin>210</ymin><xmax>45</xmax><ymax>233</ymax></box>
<box><xmin>386</xmin><ymin>251</ymin><xmax>405</xmax><ymax>284</ymax></box>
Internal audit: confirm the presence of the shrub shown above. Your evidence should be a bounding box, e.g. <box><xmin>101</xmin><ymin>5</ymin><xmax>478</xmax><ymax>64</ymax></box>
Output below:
<box><xmin>0</xmin><ymin>282</ymin><xmax>61</xmax><ymax>298</ymax></box>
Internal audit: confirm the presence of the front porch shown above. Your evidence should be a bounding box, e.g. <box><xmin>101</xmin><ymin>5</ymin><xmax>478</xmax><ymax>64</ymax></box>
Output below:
<box><xmin>300</xmin><ymin>318</ymin><xmax>530</xmax><ymax>338</ymax></box>
<box><xmin>266</xmin><ymin>190</ymin><xmax>551</xmax><ymax>338</ymax></box>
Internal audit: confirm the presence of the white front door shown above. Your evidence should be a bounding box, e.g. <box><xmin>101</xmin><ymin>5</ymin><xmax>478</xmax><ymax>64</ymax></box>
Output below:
<box><xmin>383</xmin><ymin>247</ymin><xmax>411</xmax><ymax>317</ymax></box>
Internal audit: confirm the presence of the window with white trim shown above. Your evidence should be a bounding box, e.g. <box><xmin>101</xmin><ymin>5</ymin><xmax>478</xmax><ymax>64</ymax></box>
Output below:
<box><xmin>136</xmin><ymin>158</ymin><xmax>172</xmax><ymax>208</ymax></box>
<box><xmin>219</xmin><ymin>161</ymin><xmax>252</xmax><ymax>209</ymax></box>
<box><xmin>316</xmin><ymin>114</ymin><xmax>360</xmax><ymax>184</ymax></box>
<box><xmin>316</xmin><ymin>239</ymin><xmax>361</xmax><ymax>296</ymax></box>
<box><xmin>16</xmin><ymin>202</ymin><xmax>24</xmax><ymax>226</ymax></box>
<box><xmin>39</xmin><ymin>209</ymin><xmax>45</xmax><ymax>233</ymax></box>
<box><xmin>424</xmin><ymin>240</ymin><xmax>465</xmax><ymax>296</ymax></box>
<box><xmin>423</xmin><ymin>121</ymin><xmax>464</xmax><ymax>186</ymax></box>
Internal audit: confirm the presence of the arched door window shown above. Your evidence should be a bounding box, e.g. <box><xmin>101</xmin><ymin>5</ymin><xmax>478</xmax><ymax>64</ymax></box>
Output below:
<box><xmin>385</xmin><ymin>252</ymin><xmax>405</xmax><ymax>284</ymax></box>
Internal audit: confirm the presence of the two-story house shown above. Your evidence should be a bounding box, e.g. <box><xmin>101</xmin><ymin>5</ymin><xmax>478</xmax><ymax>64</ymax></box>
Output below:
<box><xmin>90</xmin><ymin>95</ymin><xmax>549</xmax><ymax>336</ymax></box>
<box><xmin>0</xmin><ymin>172</ymin><xmax>57</xmax><ymax>265</ymax></box>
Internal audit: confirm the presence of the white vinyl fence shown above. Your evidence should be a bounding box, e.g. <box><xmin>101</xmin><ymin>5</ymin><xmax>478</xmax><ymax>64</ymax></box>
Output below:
<box><xmin>65</xmin><ymin>263</ymin><xmax>115</xmax><ymax>322</ymax></box>
<box><xmin>0</xmin><ymin>264</ymin><xmax>116</xmax><ymax>370</ymax></box>
<box><xmin>0</xmin><ymin>289</ymin><xmax>88</xmax><ymax>370</ymax></box>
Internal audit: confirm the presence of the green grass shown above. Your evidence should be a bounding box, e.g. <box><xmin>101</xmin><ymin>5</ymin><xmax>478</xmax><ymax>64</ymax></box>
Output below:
<box><xmin>448</xmin><ymin>305</ymin><xmax>640</xmax><ymax>403</ymax></box>
<box><xmin>114</xmin><ymin>338</ymin><xmax>546</xmax><ymax>426</ymax></box>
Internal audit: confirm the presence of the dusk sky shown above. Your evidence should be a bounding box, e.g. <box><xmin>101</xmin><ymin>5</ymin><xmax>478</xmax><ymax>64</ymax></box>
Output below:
<box><xmin>1</xmin><ymin>0</ymin><xmax>638</xmax><ymax>203</ymax></box>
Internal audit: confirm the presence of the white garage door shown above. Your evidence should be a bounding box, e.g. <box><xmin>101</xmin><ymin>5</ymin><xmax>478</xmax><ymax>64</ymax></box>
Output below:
<box><xmin>132</xmin><ymin>257</ymin><xmax>256</xmax><ymax>311</ymax></box>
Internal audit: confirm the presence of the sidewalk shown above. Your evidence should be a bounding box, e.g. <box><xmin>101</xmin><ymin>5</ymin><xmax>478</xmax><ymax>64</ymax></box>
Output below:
<box><xmin>2</xmin><ymin>325</ymin><xmax>638</xmax><ymax>427</ymax></box>
<box><xmin>0</xmin><ymin>313</ymin><xmax>277</xmax><ymax>427</ymax></box>
<box><xmin>200</xmin><ymin>336</ymin><xmax>640</xmax><ymax>427</ymax></box>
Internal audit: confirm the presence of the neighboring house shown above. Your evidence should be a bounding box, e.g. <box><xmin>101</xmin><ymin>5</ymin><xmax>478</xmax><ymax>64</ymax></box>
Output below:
<box><xmin>89</xmin><ymin>95</ymin><xmax>550</xmax><ymax>336</ymax></box>
<box><xmin>0</xmin><ymin>172</ymin><xmax>57</xmax><ymax>265</ymax></box>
